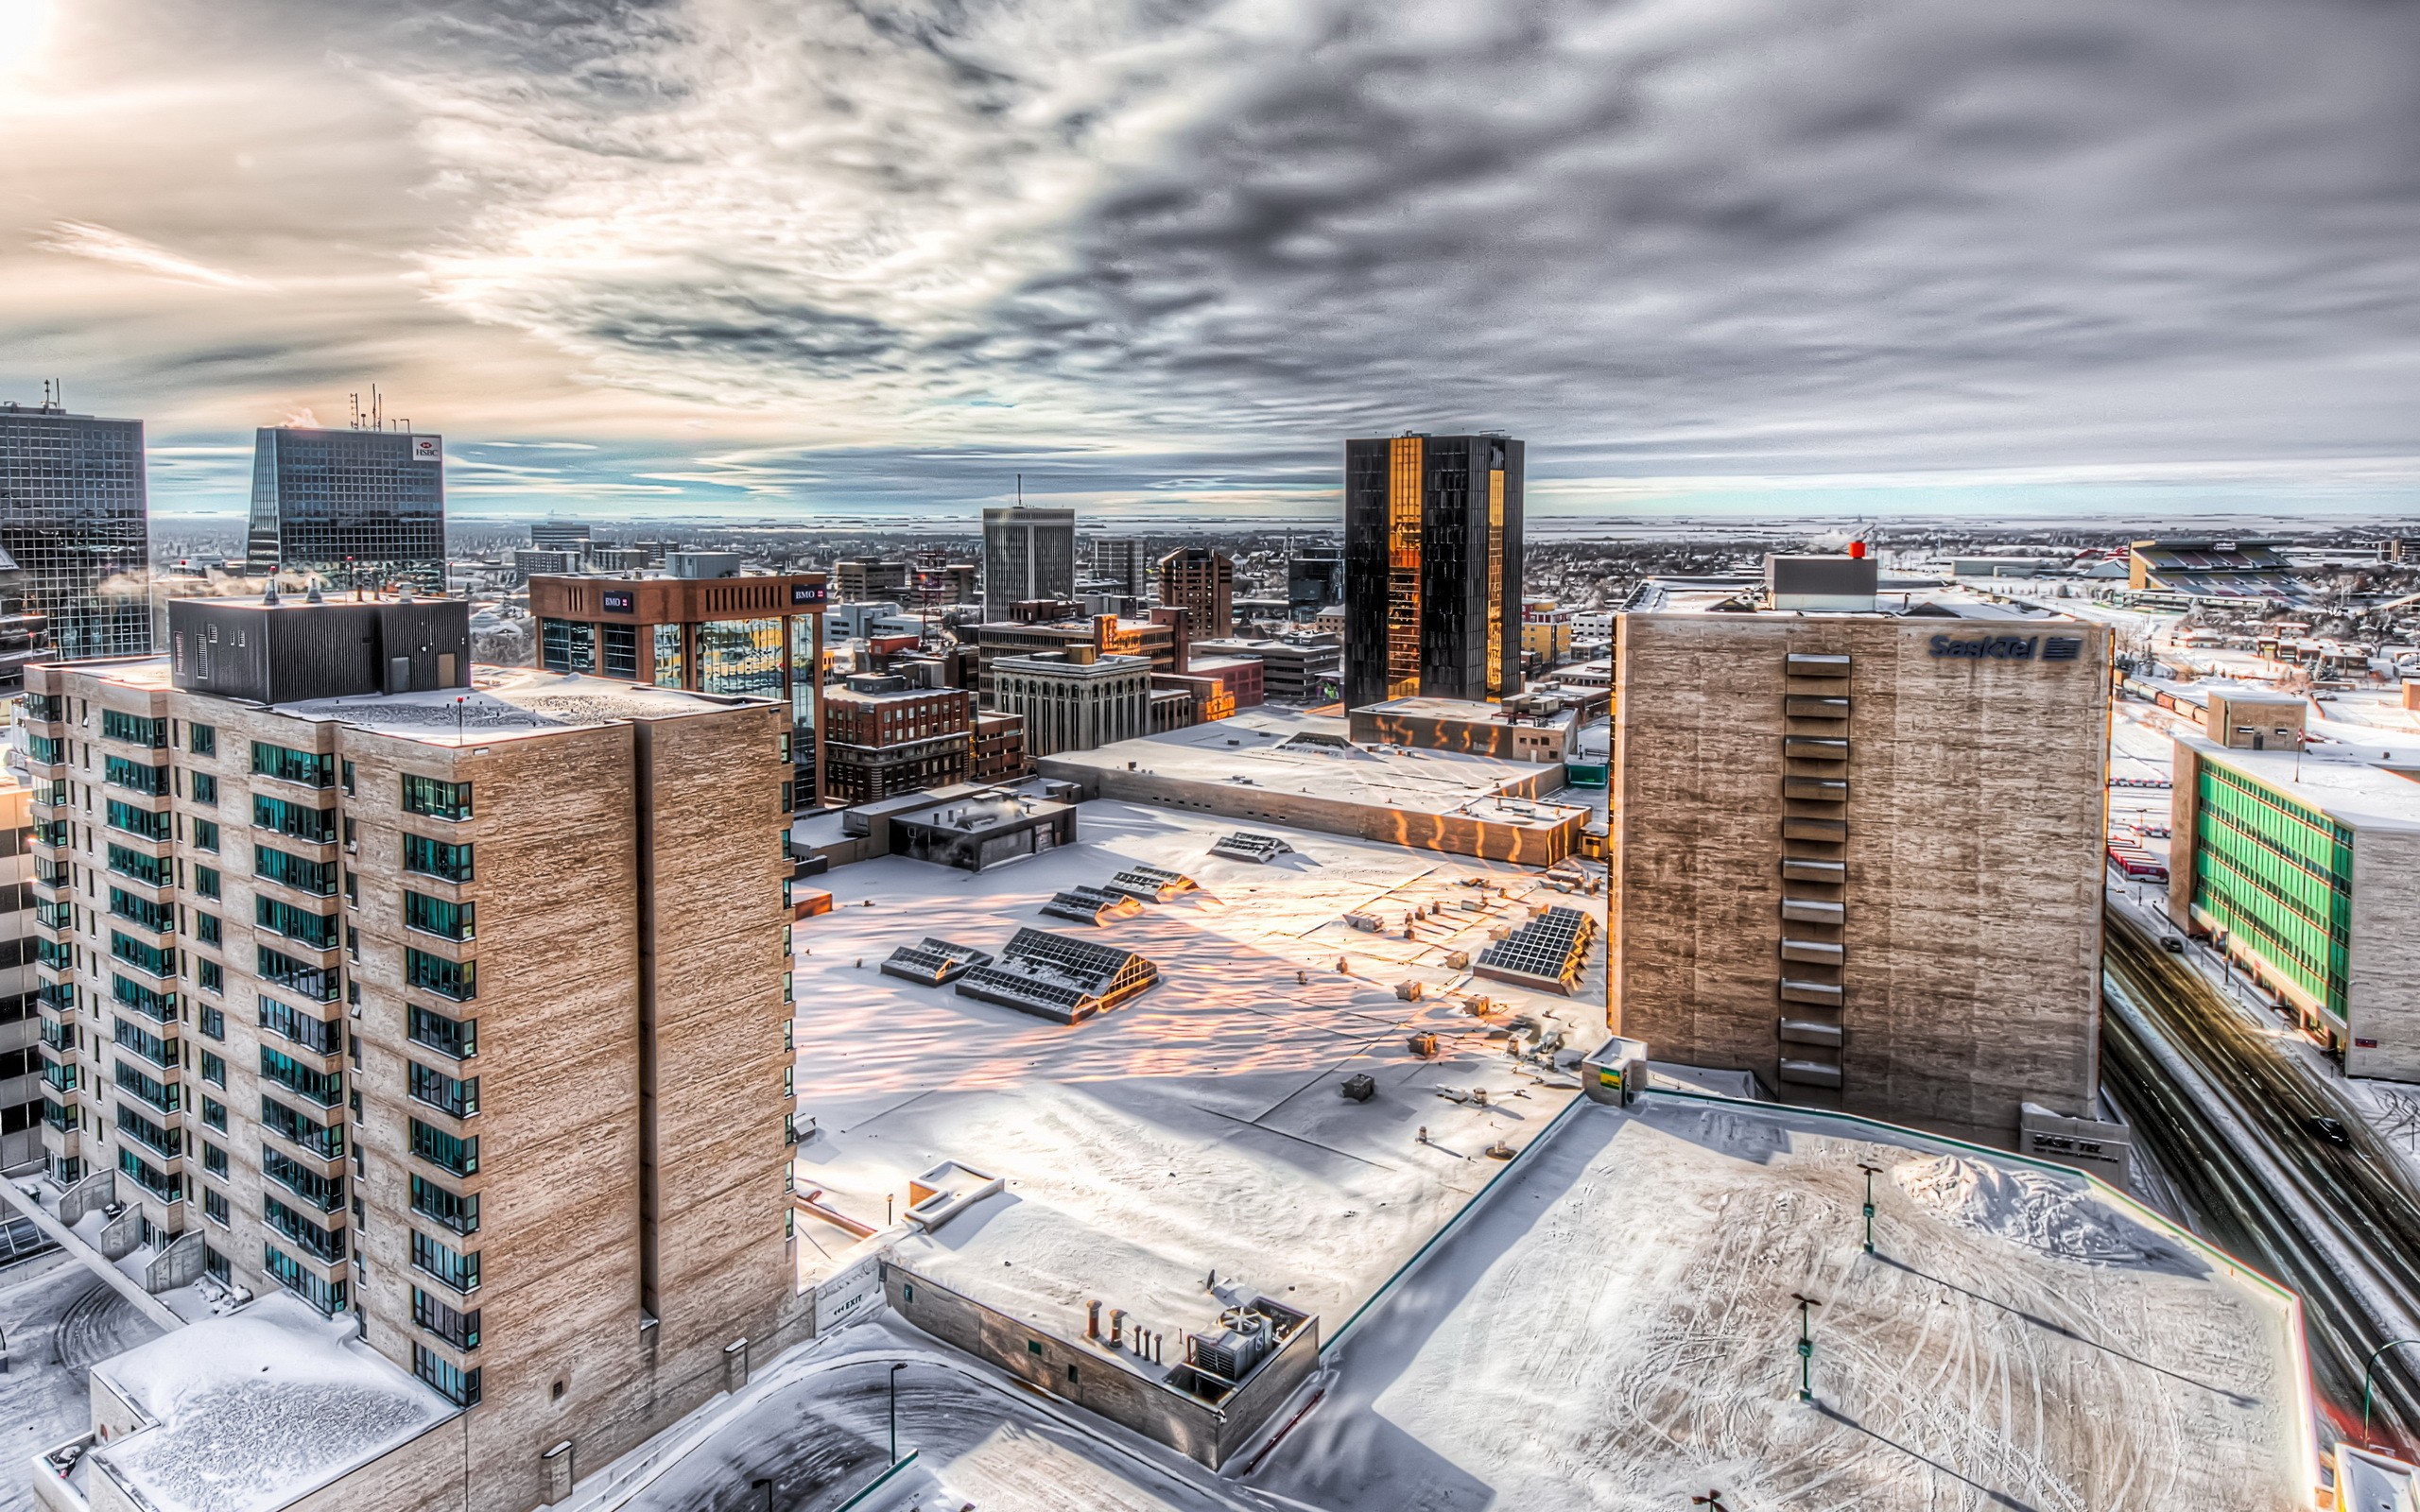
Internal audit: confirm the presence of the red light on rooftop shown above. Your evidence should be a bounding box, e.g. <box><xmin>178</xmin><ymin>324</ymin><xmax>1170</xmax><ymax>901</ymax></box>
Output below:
<box><xmin>1847</xmin><ymin>541</ymin><xmax>1867</xmax><ymax>559</ymax></box>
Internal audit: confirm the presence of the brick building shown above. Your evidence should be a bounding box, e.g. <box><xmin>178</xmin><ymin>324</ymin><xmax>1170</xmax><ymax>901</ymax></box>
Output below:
<box><xmin>821</xmin><ymin>675</ymin><xmax>977</xmax><ymax>804</ymax></box>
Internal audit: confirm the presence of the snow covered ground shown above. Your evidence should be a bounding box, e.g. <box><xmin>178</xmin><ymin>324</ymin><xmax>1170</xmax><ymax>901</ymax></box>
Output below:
<box><xmin>1248</xmin><ymin>1096</ymin><xmax>2313</xmax><ymax>1512</ymax></box>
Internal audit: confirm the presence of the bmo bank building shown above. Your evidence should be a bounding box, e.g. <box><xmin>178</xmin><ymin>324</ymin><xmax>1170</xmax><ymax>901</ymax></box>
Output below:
<box><xmin>1611</xmin><ymin>556</ymin><xmax>2112</xmax><ymax>1150</ymax></box>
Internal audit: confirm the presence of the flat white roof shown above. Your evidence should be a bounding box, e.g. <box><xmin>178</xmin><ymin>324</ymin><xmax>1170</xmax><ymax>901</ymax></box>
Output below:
<box><xmin>278</xmin><ymin>664</ymin><xmax>760</xmax><ymax>743</ymax></box>
<box><xmin>790</xmin><ymin>800</ymin><xmax>1607</xmax><ymax>1349</ymax></box>
<box><xmin>88</xmin><ymin>1294</ymin><xmax>456</xmax><ymax>1512</ymax></box>
<box><xmin>1040</xmin><ymin>709</ymin><xmax>1584</xmax><ymax>821</ymax></box>
<box><xmin>1631</xmin><ymin>577</ymin><xmax>2087</xmax><ymax>622</ymax></box>
<box><xmin>2180</xmin><ymin>730</ymin><xmax>2420</xmax><ymax>832</ymax></box>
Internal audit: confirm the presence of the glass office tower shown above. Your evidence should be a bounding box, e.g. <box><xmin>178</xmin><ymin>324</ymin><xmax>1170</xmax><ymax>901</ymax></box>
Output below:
<box><xmin>1341</xmin><ymin>433</ymin><xmax>1523</xmax><ymax>710</ymax></box>
<box><xmin>246</xmin><ymin>427</ymin><xmax>445</xmax><ymax>593</ymax></box>
<box><xmin>0</xmin><ymin>403</ymin><xmax>149</xmax><ymax>660</ymax></box>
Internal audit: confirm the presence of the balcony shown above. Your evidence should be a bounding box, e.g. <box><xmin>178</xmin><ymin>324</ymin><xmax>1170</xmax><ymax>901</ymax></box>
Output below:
<box><xmin>25</xmin><ymin>734</ymin><xmax>67</xmax><ymax>772</ymax></box>
<box><xmin>261</xmin><ymin>1096</ymin><xmax>344</xmax><ymax>1163</ymax></box>
<box><xmin>264</xmin><ymin>1197</ymin><xmax>346</xmax><ymax>1263</ymax></box>
<box><xmin>40</xmin><ymin>1056</ymin><xmax>78</xmax><ymax>1094</ymax></box>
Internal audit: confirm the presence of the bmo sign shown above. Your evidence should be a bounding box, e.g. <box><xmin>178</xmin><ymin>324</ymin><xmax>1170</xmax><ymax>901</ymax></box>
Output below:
<box><xmin>601</xmin><ymin>590</ymin><xmax>636</xmax><ymax>614</ymax></box>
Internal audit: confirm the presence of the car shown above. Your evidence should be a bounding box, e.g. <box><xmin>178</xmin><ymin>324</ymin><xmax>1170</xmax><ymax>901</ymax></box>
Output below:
<box><xmin>2160</xmin><ymin>936</ymin><xmax>2186</xmax><ymax>954</ymax></box>
<box><xmin>2308</xmin><ymin>1116</ymin><xmax>2353</xmax><ymax>1147</ymax></box>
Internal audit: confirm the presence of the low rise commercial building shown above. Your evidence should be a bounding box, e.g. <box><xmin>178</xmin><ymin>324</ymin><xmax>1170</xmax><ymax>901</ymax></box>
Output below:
<box><xmin>989</xmin><ymin>648</ymin><xmax>1153</xmax><ymax>758</ymax></box>
<box><xmin>1349</xmin><ymin>694</ymin><xmax>1577</xmax><ymax>763</ymax></box>
<box><xmin>1193</xmin><ymin>636</ymin><xmax>1340</xmax><ymax>704</ymax></box>
<box><xmin>1613</xmin><ymin>557</ymin><xmax>2112</xmax><ymax>1146</ymax></box>
<box><xmin>26</xmin><ymin>595</ymin><xmax>805</xmax><ymax>1511</ymax></box>
<box><xmin>971</xmin><ymin>711</ymin><xmax>1028</xmax><ymax>782</ymax></box>
<box><xmin>2169</xmin><ymin>699</ymin><xmax>2420</xmax><ymax>1076</ymax></box>
<box><xmin>820</xmin><ymin>674</ymin><xmax>976</xmax><ymax>805</ymax></box>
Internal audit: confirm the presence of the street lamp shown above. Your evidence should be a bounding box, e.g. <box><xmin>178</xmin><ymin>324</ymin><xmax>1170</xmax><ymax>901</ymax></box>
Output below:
<box><xmin>1791</xmin><ymin>1293</ymin><xmax>1823</xmax><ymax>1402</ymax></box>
<box><xmin>2360</xmin><ymin>1337</ymin><xmax>2420</xmax><ymax>1441</ymax></box>
<box><xmin>1858</xmin><ymin>1163</ymin><xmax>1883</xmax><ymax>1255</ymax></box>
<box><xmin>888</xmin><ymin>1362</ymin><xmax>908</xmax><ymax>1465</ymax></box>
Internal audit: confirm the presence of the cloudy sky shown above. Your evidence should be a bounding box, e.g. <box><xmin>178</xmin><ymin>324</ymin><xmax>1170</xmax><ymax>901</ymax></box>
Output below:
<box><xmin>4</xmin><ymin>0</ymin><xmax>2417</xmax><ymax>524</ymax></box>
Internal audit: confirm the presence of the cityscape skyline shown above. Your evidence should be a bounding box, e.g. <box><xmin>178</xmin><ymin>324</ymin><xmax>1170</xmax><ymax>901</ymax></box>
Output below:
<box><xmin>5</xmin><ymin>0</ymin><xmax>2418</xmax><ymax>524</ymax></box>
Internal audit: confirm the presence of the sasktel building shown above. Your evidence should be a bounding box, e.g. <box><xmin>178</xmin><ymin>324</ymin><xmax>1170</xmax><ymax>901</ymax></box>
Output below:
<box><xmin>1613</xmin><ymin>553</ymin><xmax>2113</xmax><ymax>1148</ymax></box>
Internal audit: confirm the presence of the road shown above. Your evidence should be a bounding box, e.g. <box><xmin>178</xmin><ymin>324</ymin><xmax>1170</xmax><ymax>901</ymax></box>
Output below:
<box><xmin>2100</xmin><ymin>906</ymin><xmax>2420</xmax><ymax>1453</ymax></box>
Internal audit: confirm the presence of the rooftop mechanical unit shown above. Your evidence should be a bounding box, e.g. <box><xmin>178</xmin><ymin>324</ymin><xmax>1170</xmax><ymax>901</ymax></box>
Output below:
<box><xmin>878</xmin><ymin>937</ymin><xmax>994</xmax><ymax>987</ymax></box>
<box><xmin>1106</xmin><ymin>865</ymin><xmax>1198</xmax><ymax>902</ymax></box>
<box><xmin>1040</xmin><ymin>885</ymin><xmax>1145</xmax><ymax>926</ymax></box>
<box><xmin>1472</xmin><ymin>905</ymin><xmax>1599</xmax><ymax>996</ymax></box>
<box><xmin>1210</xmin><ymin>831</ymin><xmax>1293</xmax><ymax>863</ymax></box>
<box><xmin>1188</xmin><ymin>1311</ymin><xmax>1272</xmax><ymax>1383</ymax></box>
<box><xmin>955</xmin><ymin>927</ymin><xmax>1161</xmax><ymax>1024</ymax></box>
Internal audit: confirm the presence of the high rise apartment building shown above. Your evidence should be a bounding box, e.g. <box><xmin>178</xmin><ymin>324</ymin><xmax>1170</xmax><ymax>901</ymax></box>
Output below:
<box><xmin>1156</xmin><ymin>548</ymin><xmax>1235</xmax><ymax>639</ymax></box>
<box><xmin>982</xmin><ymin>507</ymin><xmax>1077</xmax><ymax>622</ymax></box>
<box><xmin>0</xmin><ymin>401</ymin><xmax>150</xmax><ymax>661</ymax></box>
<box><xmin>1341</xmin><ymin>433</ymin><xmax>1523</xmax><ymax>710</ymax></box>
<box><xmin>246</xmin><ymin>426</ymin><xmax>446</xmax><ymax>593</ymax></box>
<box><xmin>27</xmin><ymin>596</ymin><xmax>804</xmax><ymax>1510</ymax></box>
<box><xmin>0</xmin><ymin>776</ymin><xmax>34</xmax><ymax>1170</ymax></box>
<box><xmin>1612</xmin><ymin>558</ymin><xmax>2110</xmax><ymax>1146</ymax></box>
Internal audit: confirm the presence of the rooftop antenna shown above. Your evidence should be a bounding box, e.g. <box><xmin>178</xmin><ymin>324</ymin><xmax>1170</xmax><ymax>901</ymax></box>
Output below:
<box><xmin>1016</xmin><ymin>472</ymin><xmax>1022</xmax><ymax>507</ymax></box>
<box><xmin>371</xmin><ymin>385</ymin><xmax>382</xmax><ymax>432</ymax></box>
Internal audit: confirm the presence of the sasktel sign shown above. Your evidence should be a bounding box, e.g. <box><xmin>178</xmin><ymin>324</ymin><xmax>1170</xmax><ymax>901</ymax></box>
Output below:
<box><xmin>1928</xmin><ymin>634</ymin><xmax>2084</xmax><ymax>662</ymax></box>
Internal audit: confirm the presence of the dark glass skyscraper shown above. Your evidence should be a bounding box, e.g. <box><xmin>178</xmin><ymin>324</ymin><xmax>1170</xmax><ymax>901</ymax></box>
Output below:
<box><xmin>246</xmin><ymin>426</ymin><xmax>445</xmax><ymax>593</ymax></box>
<box><xmin>0</xmin><ymin>403</ymin><xmax>149</xmax><ymax>661</ymax></box>
<box><xmin>982</xmin><ymin>506</ymin><xmax>1076</xmax><ymax>620</ymax></box>
<box><xmin>1342</xmin><ymin>433</ymin><xmax>1523</xmax><ymax>710</ymax></box>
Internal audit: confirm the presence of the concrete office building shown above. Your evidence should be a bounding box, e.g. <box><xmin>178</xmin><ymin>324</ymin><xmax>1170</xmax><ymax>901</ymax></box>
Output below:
<box><xmin>821</xmin><ymin>675</ymin><xmax>977</xmax><ymax>805</ymax></box>
<box><xmin>526</xmin><ymin>522</ymin><xmax>590</xmax><ymax>554</ymax></box>
<box><xmin>26</xmin><ymin>595</ymin><xmax>805</xmax><ymax>1511</ymax></box>
<box><xmin>833</xmin><ymin>559</ymin><xmax>911</xmax><ymax>603</ymax></box>
<box><xmin>246</xmin><ymin>426</ymin><xmax>446</xmax><ymax>593</ymax></box>
<box><xmin>983</xmin><ymin>507</ymin><xmax>1077</xmax><ymax>622</ymax></box>
<box><xmin>0</xmin><ymin>775</ymin><xmax>34</xmax><ymax>1169</ymax></box>
<box><xmin>527</xmin><ymin>571</ymin><xmax>827</xmax><ymax>807</ymax></box>
<box><xmin>0</xmin><ymin>549</ymin><xmax>48</xmax><ymax>696</ymax></box>
<box><xmin>1194</xmin><ymin>636</ymin><xmax>1340</xmax><ymax>705</ymax></box>
<box><xmin>1613</xmin><ymin>557</ymin><xmax>2112</xmax><ymax>1146</ymax></box>
<box><xmin>0</xmin><ymin>400</ymin><xmax>150</xmax><ymax>661</ymax></box>
<box><xmin>1156</xmin><ymin>548</ymin><xmax>1234</xmax><ymax>639</ymax></box>
<box><xmin>989</xmin><ymin>648</ymin><xmax>1152</xmax><ymax>758</ymax></box>
<box><xmin>1094</xmin><ymin>538</ymin><xmax>1150</xmax><ymax>602</ymax></box>
<box><xmin>1342</xmin><ymin>433</ymin><xmax>1523</xmax><ymax>710</ymax></box>
<box><xmin>2170</xmin><ymin>696</ymin><xmax>2420</xmax><ymax>1077</ymax></box>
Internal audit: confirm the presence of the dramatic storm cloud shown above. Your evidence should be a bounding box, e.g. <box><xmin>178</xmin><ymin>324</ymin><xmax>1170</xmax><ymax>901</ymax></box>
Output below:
<box><xmin>3</xmin><ymin>0</ymin><xmax>2416</xmax><ymax>518</ymax></box>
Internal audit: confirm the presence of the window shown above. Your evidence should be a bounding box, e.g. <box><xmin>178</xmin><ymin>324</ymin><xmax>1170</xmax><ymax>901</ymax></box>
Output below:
<box><xmin>407</xmin><ymin>1005</ymin><xmax>476</xmax><ymax>1060</ymax></box>
<box><xmin>110</xmin><ymin>973</ymin><xmax>177</xmax><ymax>1022</ymax></box>
<box><xmin>257</xmin><ymin>896</ymin><xmax>338</xmax><ymax>949</ymax></box>
<box><xmin>192</xmin><ymin>864</ymin><xmax>221</xmax><ymax>900</ymax></box>
<box><xmin>405</xmin><ymin>892</ymin><xmax>475</xmax><ymax>941</ymax></box>
<box><xmin>119</xmin><ymin>1147</ymin><xmax>182</xmax><ymax>1203</ymax></box>
<box><xmin>202</xmin><ymin>1141</ymin><xmax>228</xmax><ymax>1177</ymax></box>
<box><xmin>114</xmin><ymin>1103</ymin><xmax>182</xmax><ymax>1158</ymax></box>
<box><xmin>258</xmin><ymin>945</ymin><xmax>339</xmax><ymax>1002</ymax></box>
<box><xmin>699</xmin><ymin>618</ymin><xmax>784</xmax><ymax>697</ymax></box>
<box><xmin>200</xmin><ymin>1050</ymin><xmax>227</xmax><ymax>1088</ymax></box>
<box><xmin>103</xmin><ymin>755</ymin><xmax>167</xmax><ymax>795</ymax></box>
<box><xmin>107</xmin><ymin>886</ymin><xmax>173</xmax><ymax>932</ymax></box>
<box><xmin>112</xmin><ymin>1059</ymin><xmax>178</xmax><ymax>1113</ymax></box>
<box><xmin>411</xmin><ymin>1229</ymin><xmax>479</xmax><ymax>1293</ymax></box>
<box><xmin>540</xmin><ymin>618</ymin><xmax>595</xmax><ymax>674</ymax></box>
<box><xmin>190</xmin><ymin>771</ymin><xmax>218</xmax><ymax>806</ymax></box>
<box><xmin>412</xmin><ymin>1287</ymin><xmax>480</xmax><ymax>1350</ymax></box>
<box><xmin>406</xmin><ymin>948</ymin><xmax>475</xmax><ymax>1002</ymax></box>
<box><xmin>413</xmin><ymin>1344</ymin><xmax>481</xmax><ymax>1406</ymax></box>
<box><xmin>263</xmin><ymin>1244</ymin><xmax>347</xmax><ymax>1314</ymax></box>
<box><xmin>113</xmin><ymin>1014</ymin><xmax>178</xmax><ymax>1067</ymax></box>
<box><xmin>260</xmin><ymin>997</ymin><xmax>342</xmax><ymax>1054</ymax></box>
<box><xmin>410</xmin><ymin>1175</ymin><xmax>479</xmax><ymax>1235</ymax></box>
<box><xmin>263</xmin><ymin>1145</ymin><xmax>344</xmax><ymax>1211</ymax></box>
<box><xmin>26</xmin><ymin>734</ymin><xmax>63</xmax><ymax>766</ymax></box>
<box><xmin>409</xmin><ymin>1119</ymin><xmax>477</xmax><ymax>1175</ymax></box>
<box><xmin>602</xmin><ymin>623</ymin><xmax>640</xmax><ymax>679</ymax></box>
<box><xmin>340</xmin><ymin>759</ymin><xmax>355</xmax><ymax>795</ymax></box>
<box><xmin>255</xmin><ymin>845</ymin><xmax>337</xmax><ymax>896</ymax></box>
<box><xmin>109</xmin><ymin>931</ymin><xmax>176</xmax><ymax>978</ymax></box>
<box><xmin>191</xmin><ymin>818</ymin><xmax>220</xmax><ymax>852</ymax></box>
<box><xmin>409</xmin><ymin>1062</ymin><xmax>478</xmax><ymax>1117</ymax></box>
<box><xmin>261</xmin><ymin>1047</ymin><xmax>343</xmax><ymax>1107</ymax></box>
<box><xmin>101</xmin><ymin>711</ymin><xmax>166</xmax><ymax>747</ymax></box>
<box><xmin>201</xmin><ymin>1096</ymin><xmax>227</xmax><ymax>1132</ymax></box>
<box><xmin>195</xmin><ymin>912</ymin><xmax>222</xmax><ymax>946</ymax></box>
<box><xmin>261</xmin><ymin>1096</ymin><xmax>342</xmax><ymax>1158</ymax></box>
<box><xmin>105</xmin><ymin>843</ymin><xmax>171</xmax><ymax>887</ymax></box>
<box><xmin>251</xmin><ymin>742</ymin><xmax>334</xmax><ymax>788</ymax></box>
<box><xmin>203</xmin><ymin>1188</ymin><xmax>229</xmax><ymax>1226</ymax></box>
<box><xmin>198</xmin><ymin>959</ymin><xmax>224</xmax><ymax>994</ymax></box>
<box><xmin>105</xmin><ymin>800</ymin><xmax>169</xmax><ymax>842</ymax></box>
<box><xmin>404</xmin><ymin>833</ymin><xmax>474</xmax><ymax>883</ymax></box>
<box><xmin>402</xmin><ymin>775</ymin><xmax>473</xmax><ymax>821</ymax></box>
<box><xmin>189</xmin><ymin>723</ymin><xmax>216</xmax><ymax>756</ymax></box>
<box><xmin>199</xmin><ymin>1005</ymin><xmax>224</xmax><ymax>1041</ymax></box>
<box><xmin>252</xmin><ymin>794</ymin><xmax>336</xmax><ymax>843</ymax></box>
<box><xmin>265</xmin><ymin>1196</ymin><xmax>345</xmax><ymax>1262</ymax></box>
<box><xmin>654</xmin><ymin>623</ymin><xmax>683</xmax><ymax>686</ymax></box>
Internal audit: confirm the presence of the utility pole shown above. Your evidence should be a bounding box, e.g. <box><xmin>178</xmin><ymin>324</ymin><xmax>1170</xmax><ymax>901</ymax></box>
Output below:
<box><xmin>1858</xmin><ymin>1163</ymin><xmax>1883</xmax><ymax>1254</ymax></box>
<box><xmin>1791</xmin><ymin>1293</ymin><xmax>1822</xmax><ymax>1402</ymax></box>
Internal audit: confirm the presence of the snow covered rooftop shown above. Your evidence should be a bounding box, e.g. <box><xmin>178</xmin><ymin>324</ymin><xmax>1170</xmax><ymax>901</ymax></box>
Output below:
<box><xmin>1630</xmin><ymin>576</ymin><xmax>2087</xmax><ymax>621</ymax></box>
<box><xmin>85</xmin><ymin>1293</ymin><xmax>457</xmax><ymax>1512</ymax></box>
<box><xmin>1038</xmin><ymin>708</ymin><xmax>1578</xmax><ymax>819</ymax></box>
<box><xmin>2179</xmin><ymin>730</ymin><xmax>2420</xmax><ymax>832</ymax></box>
<box><xmin>1244</xmin><ymin>1093</ymin><xmax>2315</xmax><ymax>1509</ymax></box>
<box><xmin>275</xmin><ymin>663</ymin><xmax>761</xmax><ymax>742</ymax></box>
<box><xmin>790</xmin><ymin>799</ymin><xmax>1608</xmax><ymax>1351</ymax></box>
